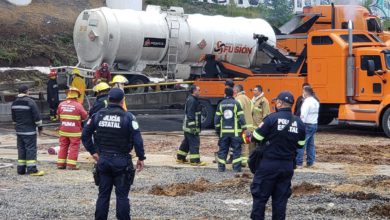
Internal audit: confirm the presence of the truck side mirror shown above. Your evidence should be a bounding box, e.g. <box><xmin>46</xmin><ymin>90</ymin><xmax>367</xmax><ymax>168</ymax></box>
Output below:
<box><xmin>367</xmin><ymin>60</ymin><xmax>375</xmax><ymax>76</ymax></box>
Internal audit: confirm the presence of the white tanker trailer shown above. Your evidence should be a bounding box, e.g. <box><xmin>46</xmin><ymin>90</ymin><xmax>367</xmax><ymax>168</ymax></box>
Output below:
<box><xmin>73</xmin><ymin>5</ymin><xmax>276</xmax><ymax>85</ymax></box>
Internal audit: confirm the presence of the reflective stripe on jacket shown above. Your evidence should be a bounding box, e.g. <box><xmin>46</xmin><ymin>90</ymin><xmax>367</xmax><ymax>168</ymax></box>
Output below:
<box><xmin>182</xmin><ymin>95</ymin><xmax>201</xmax><ymax>134</ymax></box>
<box><xmin>58</xmin><ymin>99</ymin><xmax>88</xmax><ymax>137</ymax></box>
<box><xmin>214</xmin><ymin>97</ymin><xmax>246</xmax><ymax>137</ymax></box>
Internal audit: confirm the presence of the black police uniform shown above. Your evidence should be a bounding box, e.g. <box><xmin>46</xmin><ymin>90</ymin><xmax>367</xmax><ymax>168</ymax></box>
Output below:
<box><xmin>82</xmin><ymin>104</ymin><xmax>145</xmax><ymax>220</ymax></box>
<box><xmin>11</xmin><ymin>94</ymin><xmax>43</xmax><ymax>174</ymax></box>
<box><xmin>47</xmin><ymin>77</ymin><xmax>59</xmax><ymax>120</ymax></box>
<box><xmin>89</xmin><ymin>94</ymin><xmax>109</xmax><ymax>118</ymax></box>
<box><xmin>177</xmin><ymin>94</ymin><xmax>202</xmax><ymax>163</ymax></box>
<box><xmin>214</xmin><ymin>96</ymin><xmax>246</xmax><ymax>172</ymax></box>
<box><xmin>251</xmin><ymin>107</ymin><xmax>305</xmax><ymax>220</ymax></box>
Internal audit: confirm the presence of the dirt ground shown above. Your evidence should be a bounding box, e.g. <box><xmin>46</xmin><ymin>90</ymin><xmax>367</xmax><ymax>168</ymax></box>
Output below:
<box><xmin>1</xmin><ymin>126</ymin><xmax>390</xmax><ymax>219</ymax></box>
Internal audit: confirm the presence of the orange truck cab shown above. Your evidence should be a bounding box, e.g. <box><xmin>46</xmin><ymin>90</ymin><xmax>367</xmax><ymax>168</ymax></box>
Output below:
<box><xmin>194</xmin><ymin>29</ymin><xmax>390</xmax><ymax>137</ymax></box>
<box><xmin>277</xmin><ymin>4</ymin><xmax>390</xmax><ymax>56</ymax></box>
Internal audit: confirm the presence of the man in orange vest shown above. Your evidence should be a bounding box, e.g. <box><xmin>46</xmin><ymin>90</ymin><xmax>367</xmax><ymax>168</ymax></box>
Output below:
<box><xmin>57</xmin><ymin>87</ymin><xmax>88</xmax><ymax>169</ymax></box>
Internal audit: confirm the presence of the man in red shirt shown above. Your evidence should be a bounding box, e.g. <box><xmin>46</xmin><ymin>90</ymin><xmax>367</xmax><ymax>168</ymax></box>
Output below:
<box><xmin>93</xmin><ymin>63</ymin><xmax>112</xmax><ymax>84</ymax></box>
<box><xmin>57</xmin><ymin>87</ymin><xmax>88</xmax><ymax>170</ymax></box>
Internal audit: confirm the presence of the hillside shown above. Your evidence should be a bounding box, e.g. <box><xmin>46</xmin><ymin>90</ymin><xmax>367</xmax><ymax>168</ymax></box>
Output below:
<box><xmin>0</xmin><ymin>0</ymin><xmax>105</xmax><ymax>67</ymax></box>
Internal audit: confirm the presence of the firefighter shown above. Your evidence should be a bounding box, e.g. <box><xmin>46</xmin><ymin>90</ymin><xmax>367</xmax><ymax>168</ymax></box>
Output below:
<box><xmin>89</xmin><ymin>82</ymin><xmax>110</xmax><ymax>117</ymax></box>
<box><xmin>82</xmin><ymin>88</ymin><xmax>145</xmax><ymax>220</ymax></box>
<box><xmin>110</xmin><ymin>75</ymin><xmax>128</xmax><ymax>111</ymax></box>
<box><xmin>11</xmin><ymin>85</ymin><xmax>45</xmax><ymax>176</ymax></box>
<box><xmin>251</xmin><ymin>85</ymin><xmax>270</xmax><ymax>153</ymax></box>
<box><xmin>176</xmin><ymin>85</ymin><xmax>206</xmax><ymax>166</ymax></box>
<box><xmin>93</xmin><ymin>63</ymin><xmax>112</xmax><ymax>84</ymax></box>
<box><xmin>233</xmin><ymin>84</ymin><xmax>254</xmax><ymax>166</ymax></box>
<box><xmin>57</xmin><ymin>87</ymin><xmax>88</xmax><ymax>170</ymax></box>
<box><xmin>47</xmin><ymin>69</ymin><xmax>59</xmax><ymax>121</ymax></box>
<box><xmin>250</xmin><ymin>91</ymin><xmax>306</xmax><ymax>219</ymax></box>
<box><xmin>70</xmin><ymin>68</ymin><xmax>86</xmax><ymax>104</ymax></box>
<box><xmin>214</xmin><ymin>87</ymin><xmax>247</xmax><ymax>172</ymax></box>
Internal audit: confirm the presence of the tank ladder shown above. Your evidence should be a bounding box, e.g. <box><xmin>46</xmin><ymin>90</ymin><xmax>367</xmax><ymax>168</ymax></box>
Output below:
<box><xmin>166</xmin><ymin>16</ymin><xmax>180</xmax><ymax>80</ymax></box>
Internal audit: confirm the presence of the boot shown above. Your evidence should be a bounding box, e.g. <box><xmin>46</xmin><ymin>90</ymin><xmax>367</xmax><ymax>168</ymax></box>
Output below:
<box><xmin>218</xmin><ymin>163</ymin><xmax>226</xmax><ymax>172</ymax></box>
<box><xmin>27</xmin><ymin>166</ymin><xmax>45</xmax><ymax>176</ymax></box>
<box><xmin>190</xmin><ymin>161</ymin><xmax>207</xmax><ymax>166</ymax></box>
<box><xmin>17</xmin><ymin>165</ymin><xmax>26</xmax><ymax>175</ymax></box>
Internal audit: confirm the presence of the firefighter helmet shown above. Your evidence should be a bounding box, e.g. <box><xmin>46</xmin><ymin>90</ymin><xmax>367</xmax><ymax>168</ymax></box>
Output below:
<box><xmin>48</xmin><ymin>69</ymin><xmax>57</xmax><ymax>78</ymax></box>
<box><xmin>93</xmin><ymin>82</ymin><xmax>110</xmax><ymax>92</ymax></box>
<box><xmin>66</xmin><ymin>87</ymin><xmax>81</xmax><ymax>99</ymax></box>
<box><xmin>72</xmin><ymin>68</ymin><xmax>81</xmax><ymax>76</ymax></box>
<box><xmin>110</xmin><ymin>75</ymin><xmax>128</xmax><ymax>84</ymax></box>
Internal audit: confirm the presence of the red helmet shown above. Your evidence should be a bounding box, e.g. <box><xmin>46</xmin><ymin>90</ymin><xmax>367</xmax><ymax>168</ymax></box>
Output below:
<box><xmin>48</xmin><ymin>69</ymin><xmax>57</xmax><ymax>78</ymax></box>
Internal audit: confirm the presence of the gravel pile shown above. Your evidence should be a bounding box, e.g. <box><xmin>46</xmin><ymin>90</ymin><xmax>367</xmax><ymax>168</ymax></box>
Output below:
<box><xmin>0</xmin><ymin>159</ymin><xmax>389</xmax><ymax>219</ymax></box>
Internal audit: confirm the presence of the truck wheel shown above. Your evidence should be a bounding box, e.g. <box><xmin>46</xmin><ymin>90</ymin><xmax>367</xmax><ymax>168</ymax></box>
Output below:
<box><xmin>318</xmin><ymin>116</ymin><xmax>334</xmax><ymax>125</ymax></box>
<box><xmin>199</xmin><ymin>99</ymin><xmax>215</xmax><ymax>129</ymax></box>
<box><xmin>381</xmin><ymin>108</ymin><xmax>390</xmax><ymax>137</ymax></box>
<box><xmin>126</xmin><ymin>75</ymin><xmax>149</xmax><ymax>93</ymax></box>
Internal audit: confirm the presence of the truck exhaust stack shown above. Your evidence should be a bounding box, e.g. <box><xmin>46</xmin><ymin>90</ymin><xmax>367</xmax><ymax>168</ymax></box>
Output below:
<box><xmin>346</xmin><ymin>20</ymin><xmax>355</xmax><ymax>99</ymax></box>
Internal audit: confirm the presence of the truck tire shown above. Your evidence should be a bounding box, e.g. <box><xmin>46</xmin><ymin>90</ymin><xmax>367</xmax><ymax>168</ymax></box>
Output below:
<box><xmin>318</xmin><ymin>116</ymin><xmax>334</xmax><ymax>125</ymax></box>
<box><xmin>199</xmin><ymin>99</ymin><xmax>215</xmax><ymax>129</ymax></box>
<box><xmin>126</xmin><ymin>75</ymin><xmax>149</xmax><ymax>93</ymax></box>
<box><xmin>381</xmin><ymin>108</ymin><xmax>390</xmax><ymax>137</ymax></box>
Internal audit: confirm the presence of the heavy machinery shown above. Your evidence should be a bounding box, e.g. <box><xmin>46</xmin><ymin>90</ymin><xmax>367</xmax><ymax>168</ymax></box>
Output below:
<box><xmin>277</xmin><ymin>4</ymin><xmax>390</xmax><ymax>56</ymax></box>
<box><xmin>194</xmin><ymin>21</ymin><xmax>390</xmax><ymax>137</ymax></box>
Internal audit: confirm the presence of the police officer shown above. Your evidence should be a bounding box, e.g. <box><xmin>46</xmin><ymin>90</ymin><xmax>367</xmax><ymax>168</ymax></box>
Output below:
<box><xmin>82</xmin><ymin>88</ymin><xmax>145</xmax><ymax>220</ymax></box>
<box><xmin>89</xmin><ymin>82</ymin><xmax>110</xmax><ymax>117</ymax></box>
<box><xmin>176</xmin><ymin>85</ymin><xmax>206</xmax><ymax>166</ymax></box>
<box><xmin>250</xmin><ymin>91</ymin><xmax>306</xmax><ymax>220</ymax></box>
<box><xmin>11</xmin><ymin>85</ymin><xmax>44</xmax><ymax>176</ymax></box>
<box><xmin>214</xmin><ymin>87</ymin><xmax>247</xmax><ymax>172</ymax></box>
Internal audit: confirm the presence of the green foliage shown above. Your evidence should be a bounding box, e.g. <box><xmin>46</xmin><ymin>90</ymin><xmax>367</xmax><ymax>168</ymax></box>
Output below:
<box><xmin>0</xmin><ymin>48</ymin><xmax>18</xmax><ymax>65</ymax></box>
<box><xmin>145</xmin><ymin>0</ymin><xmax>294</xmax><ymax>27</ymax></box>
<box><xmin>384</xmin><ymin>19</ymin><xmax>390</xmax><ymax>30</ymax></box>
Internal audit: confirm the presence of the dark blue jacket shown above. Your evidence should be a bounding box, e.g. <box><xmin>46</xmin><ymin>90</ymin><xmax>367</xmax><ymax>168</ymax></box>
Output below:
<box><xmin>89</xmin><ymin>94</ymin><xmax>108</xmax><ymax>118</ymax></box>
<box><xmin>82</xmin><ymin>104</ymin><xmax>145</xmax><ymax>160</ymax></box>
<box><xmin>11</xmin><ymin>94</ymin><xmax>42</xmax><ymax>135</ymax></box>
<box><xmin>252</xmin><ymin>108</ymin><xmax>306</xmax><ymax>161</ymax></box>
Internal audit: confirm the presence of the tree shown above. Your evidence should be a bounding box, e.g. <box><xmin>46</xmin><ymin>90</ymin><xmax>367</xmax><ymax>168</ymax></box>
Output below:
<box><xmin>263</xmin><ymin>0</ymin><xmax>294</xmax><ymax>27</ymax></box>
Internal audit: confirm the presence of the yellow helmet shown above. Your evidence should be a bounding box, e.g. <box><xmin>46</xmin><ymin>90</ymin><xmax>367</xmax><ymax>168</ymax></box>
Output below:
<box><xmin>72</xmin><ymin>68</ymin><xmax>81</xmax><ymax>76</ymax></box>
<box><xmin>110</xmin><ymin>75</ymin><xmax>128</xmax><ymax>84</ymax></box>
<box><xmin>66</xmin><ymin>87</ymin><xmax>81</xmax><ymax>99</ymax></box>
<box><xmin>93</xmin><ymin>82</ymin><xmax>110</xmax><ymax>92</ymax></box>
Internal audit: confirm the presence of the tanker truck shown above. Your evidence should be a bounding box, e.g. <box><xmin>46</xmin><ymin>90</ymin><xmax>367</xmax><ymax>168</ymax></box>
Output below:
<box><xmin>71</xmin><ymin>5</ymin><xmax>276</xmax><ymax>89</ymax></box>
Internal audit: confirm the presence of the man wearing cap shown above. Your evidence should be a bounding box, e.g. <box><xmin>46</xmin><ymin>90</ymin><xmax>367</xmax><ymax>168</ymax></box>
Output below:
<box><xmin>57</xmin><ymin>87</ymin><xmax>88</xmax><ymax>170</ymax></box>
<box><xmin>250</xmin><ymin>91</ymin><xmax>306</xmax><ymax>219</ymax></box>
<box><xmin>82</xmin><ymin>88</ymin><xmax>145</xmax><ymax>220</ymax></box>
<box><xmin>11</xmin><ymin>85</ymin><xmax>44</xmax><ymax>176</ymax></box>
<box><xmin>47</xmin><ymin>69</ymin><xmax>59</xmax><ymax>121</ymax></box>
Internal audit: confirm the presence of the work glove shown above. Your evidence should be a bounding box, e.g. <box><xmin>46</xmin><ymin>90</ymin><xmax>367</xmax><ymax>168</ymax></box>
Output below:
<box><xmin>242</xmin><ymin>129</ymin><xmax>252</xmax><ymax>144</ymax></box>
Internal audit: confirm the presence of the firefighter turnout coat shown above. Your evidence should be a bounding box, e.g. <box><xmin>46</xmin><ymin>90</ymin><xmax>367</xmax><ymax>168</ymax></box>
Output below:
<box><xmin>57</xmin><ymin>99</ymin><xmax>88</xmax><ymax>137</ymax></box>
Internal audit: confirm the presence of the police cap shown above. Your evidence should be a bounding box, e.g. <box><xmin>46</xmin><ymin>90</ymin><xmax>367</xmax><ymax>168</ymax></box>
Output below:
<box><xmin>108</xmin><ymin>88</ymin><xmax>124</xmax><ymax>102</ymax></box>
<box><xmin>18</xmin><ymin>85</ymin><xmax>29</xmax><ymax>94</ymax></box>
<box><xmin>225</xmin><ymin>79</ymin><xmax>234</xmax><ymax>88</ymax></box>
<box><xmin>275</xmin><ymin>91</ymin><xmax>294</xmax><ymax>104</ymax></box>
